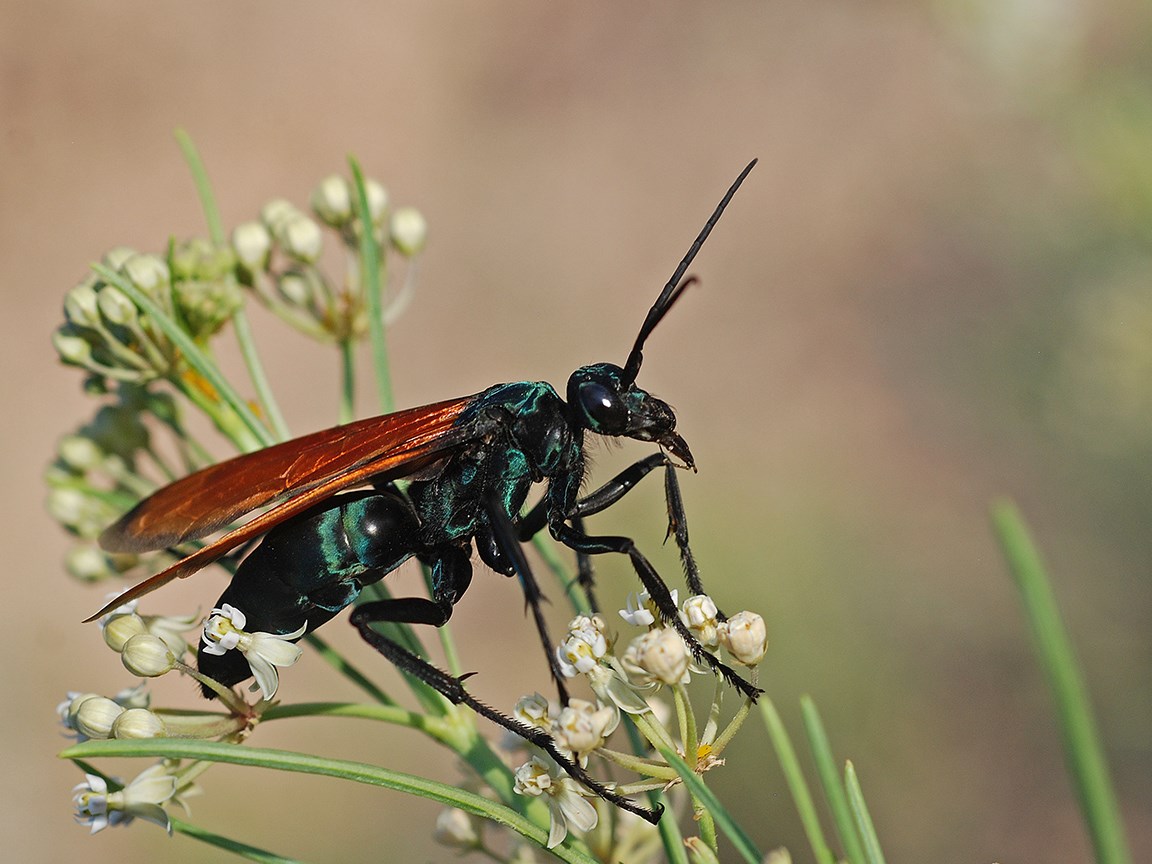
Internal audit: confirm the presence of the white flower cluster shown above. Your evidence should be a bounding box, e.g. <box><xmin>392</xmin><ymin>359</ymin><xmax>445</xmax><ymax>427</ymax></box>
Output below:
<box><xmin>507</xmin><ymin>593</ymin><xmax>768</xmax><ymax>848</ymax></box>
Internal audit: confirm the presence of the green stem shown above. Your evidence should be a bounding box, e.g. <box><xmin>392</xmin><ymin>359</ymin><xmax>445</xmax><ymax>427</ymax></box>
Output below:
<box><xmin>175</xmin><ymin>129</ymin><xmax>225</xmax><ymax>245</ymax></box>
<box><xmin>759</xmin><ymin>697</ymin><xmax>836</xmax><ymax>864</ymax></box>
<box><xmin>650</xmin><ymin>741</ymin><xmax>762</xmax><ymax>864</ymax></box>
<box><xmin>696</xmin><ymin>803</ymin><xmax>719</xmax><ymax>855</ymax></box>
<box><xmin>338</xmin><ymin>337</ymin><xmax>356</xmax><ymax>424</ymax></box>
<box><xmin>673</xmin><ymin>684</ymin><xmax>698</xmax><ymax>764</ymax></box>
<box><xmin>844</xmin><ymin>761</ymin><xmax>887</xmax><ymax>864</ymax></box>
<box><xmin>261</xmin><ymin>701</ymin><xmax>439</xmax><ymax>735</ymax></box>
<box><xmin>232</xmin><ymin>305</ymin><xmax>291</xmax><ymax>441</ymax></box>
<box><xmin>533</xmin><ymin>533</ymin><xmax>591</xmax><ymax>614</ymax></box>
<box><xmin>304</xmin><ymin>633</ymin><xmax>395</xmax><ymax>705</ymax></box>
<box><xmin>170</xmin><ymin>815</ymin><xmax>311</xmax><ymax>864</ymax></box>
<box><xmin>62</xmin><ymin>739</ymin><xmax>586</xmax><ymax>861</ymax></box>
<box><xmin>991</xmin><ymin>500</ymin><xmax>1132</xmax><ymax>864</ymax></box>
<box><xmin>348</xmin><ymin>156</ymin><xmax>394</xmax><ymax>414</ymax></box>
<box><xmin>622</xmin><ymin>715</ymin><xmax>686</xmax><ymax>864</ymax></box>
<box><xmin>800</xmin><ymin>695</ymin><xmax>867</xmax><ymax>864</ymax></box>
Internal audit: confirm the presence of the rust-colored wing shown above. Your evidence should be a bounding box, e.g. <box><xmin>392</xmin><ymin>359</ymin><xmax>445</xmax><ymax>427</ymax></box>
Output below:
<box><xmin>87</xmin><ymin>396</ymin><xmax>475</xmax><ymax>622</ymax></box>
<box><xmin>101</xmin><ymin>396</ymin><xmax>474</xmax><ymax>553</ymax></box>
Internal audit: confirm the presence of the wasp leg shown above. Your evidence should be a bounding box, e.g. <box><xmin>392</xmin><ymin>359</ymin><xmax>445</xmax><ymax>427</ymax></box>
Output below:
<box><xmin>550</xmin><ymin>523</ymin><xmax>762</xmax><ymax>702</ymax></box>
<box><xmin>483</xmin><ymin>500</ymin><xmax>571</xmax><ymax>705</ymax></box>
<box><xmin>519</xmin><ymin>453</ymin><xmax>706</xmax><ymax>609</ymax></box>
<box><xmin>660</xmin><ymin>462</ymin><xmax>706</xmax><ymax>601</ymax></box>
<box><xmin>569</xmin><ymin>514</ymin><xmax>599</xmax><ymax>613</ymax></box>
<box><xmin>349</xmin><ymin>601</ymin><xmax>662</xmax><ymax>825</ymax></box>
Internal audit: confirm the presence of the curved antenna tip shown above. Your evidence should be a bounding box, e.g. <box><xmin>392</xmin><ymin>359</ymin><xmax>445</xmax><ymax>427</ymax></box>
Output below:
<box><xmin>621</xmin><ymin>161</ymin><xmax>756</xmax><ymax>384</ymax></box>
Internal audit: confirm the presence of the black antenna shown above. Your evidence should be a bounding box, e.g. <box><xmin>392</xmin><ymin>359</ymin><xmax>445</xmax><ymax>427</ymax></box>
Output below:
<box><xmin>620</xmin><ymin>158</ymin><xmax>757</xmax><ymax>387</ymax></box>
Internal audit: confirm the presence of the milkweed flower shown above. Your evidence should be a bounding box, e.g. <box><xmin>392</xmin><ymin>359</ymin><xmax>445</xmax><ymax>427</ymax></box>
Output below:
<box><xmin>717</xmin><ymin>611</ymin><xmax>767</xmax><ymax>667</ymax></box>
<box><xmin>619</xmin><ymin>589</ymin><xmax>678</xmax><ymax>628</ymax></box>
<box><xmin>621</xmin><ymin>628</ymin><xmax>692</xmax><ymax>687</ymax></box>
<box><xmin>555</xmin><ymin>615</ymin><xmax>609</xmax><ymax>678</ymax></box>
<box><xmin>201</xmin><ymin>604</ymin><xmax>306</xmax><ymax>699</ymax></box>
<box><xmin>552</xmin><ymin>698</ymin><xmax>619</xmax><ymax>762</ymax></box>
<box><xmin>513</xmin><ymin>756</ymin><xmax>598</xmax><ymax>848</ymax></box>
<box><xmin>679</xmin><ymin>594</ymin><xmax>720</xmax><ymax>648</ymax></box>
<box><xmin>73</xmin><ymin>763</ymin><xmax>178</xmax><ymax>834</ymax></box>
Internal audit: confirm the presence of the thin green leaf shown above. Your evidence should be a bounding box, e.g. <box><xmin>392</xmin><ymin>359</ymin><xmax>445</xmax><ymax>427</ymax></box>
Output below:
<box><xmin>170</xmin><ymin>815</ymin><xmax>310</xmax><ymax>864</ymax></box>
<box><xmin>622</xmin><ymin>714</ymin><xmax>687</xmax><ymax>864</ymax></box>
<box><xmin>800</xmin><ymin>695</ymin><xmax>867</xmax><ymax>864</ymax></box>
<box><xmin>347</xmin><ymin>156</ymin><xmax>394</xmax><ymax>414</ymax></box>
<box><xmin>61</xmin><ymin>739</ymin><xmax>595</xmax><ymax>863</ymax></box>
<box><xmin>231</xmin><ymin>306</ymin><xmax>292</xmax><ymax>441</ymax></box>
<box><xmin>759</xmin><ymin>698</ymin><xmax>836</xmax><ymax>864</ymax></box>
<box><xmin>167</xmin><ymin>136</ymin><xmax>291</xmax><ymax>445</ymax></box>
<box><xmin>650</xmin><ymin>740</ymin><xmax>761</xmax><ymax>864</ymax></box>
<box><xmin>174</xmin><ymin>129</ymin><xmax>224</xmax><ymax>246</ymax></box>
<box><xmin>844</xmin><ymin>761</ymin><xmax>886</xmax><ymax>864</ymax></box>
<box><xmin>302</xmin><ymin>633</ymin><xmax>396</xmax><ymax>706</ymax></box>
<box><xmin>991</xmin><ymin>500</ymin><xmax>1132</xmax><ymax>864</ymax></box>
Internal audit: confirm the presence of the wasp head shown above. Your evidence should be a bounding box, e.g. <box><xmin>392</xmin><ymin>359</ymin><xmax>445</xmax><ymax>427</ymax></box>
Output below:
<box><xmin>566</xmin><ymin>363</ymin><xmax>694</xmax><ymax>468</ymax></box>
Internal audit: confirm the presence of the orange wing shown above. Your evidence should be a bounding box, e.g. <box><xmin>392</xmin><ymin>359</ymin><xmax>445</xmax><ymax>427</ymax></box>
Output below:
<box><xmin>88</xmin><ymin>396</ymin><xmax>475</xmax><ymax>622</ymax></box>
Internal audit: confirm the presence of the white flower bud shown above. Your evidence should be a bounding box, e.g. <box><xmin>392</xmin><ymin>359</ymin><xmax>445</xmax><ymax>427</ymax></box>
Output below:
<box><xmin>64</xmin><ymin>282</ymin><xmax>101</xmax><ymax>327</ymax></box>
<box><xmin>60</xmin><ymin>692</ymin><xmax>101</xmax><ymax>731</ymax></box>
<box><xmin>555</xmin><ymin>615</ymin><xmax>609</xmax><ymax>678</ymax></box>
<box><xmin>102</xmin><ymin>246</ymin><xmax>137</xmax><ymax>270</ymax></box>
<box><xmin>97</xmin><ymin>286</ymin><xmax>138</xmax><ymax>326</ymax></box>
<box><xmin>311</xmin><ymin>175</ymin><xmax>353</xmax><ymax>226</ymax></box>
<box><xmin>281</xmin><ymin>215</ymin><xmax>323</xmax><ymax>263</ymax></box>
<box><xmin>260</xmin><ymin>198</ymin><xmax>298</xmax><ymax>232</ymax></box>
<box><xmin>57</xmin><ymin>435</ymin><xmax>104</xmax><ymax>472</ymax></box>
<box><xmin>232</xmin><ymin>221</ymin><xmax>273</xmax><ymax>270</ymax></box>
<box><xmin>680</xmin><ymin>594</ymin><xmax>720</xmax><ymax>648</ymax></box>
<box><xmin>433</xmin><ymin>808</ymin><xmax>479</xmax><ymax>848</ymax></box>
<box><xmin>74</xmin><ymin>696</ymin><xmax>125</xmax><ymax>739</ymax></box>
<box><xmin>364</xmin><ymin>179</ymin><xmax>389</xmax><ymax>223</ymax></box>
<box><xmin>66</xmin><ymin>545</ymin><xmax>131</xmax><ymax>582</ymax></box>
<box><xmin>277</xmin><ymin>273</ymin><xmax>312</xmax><ymax>306</ymax></box>
<box><xmin>623</xmin><ymin>628</ymin><xmax>691</xmax><ymax>686</ymax></box>
<box><xmin>389</xmin><ymin>207</ymin><xmax>427</xmax><ymax>256</ymax></box>
<box><xmin>718</xmin><ymin>611</ymin><xmax>767</xmax><ymax>667</ymax></box>
<box><xmin>553</xmin><ymin>699</ymin><xmax>618</xmax><ymax>756</ymax></box>
<box><xmin>121</xmin><ymin>254</ymin><xmax>170</xmax><ymax>293</ymax></box>
<box><xmin>102</xmin><ymin>612</ymin><xmax>148</xmax><ymax>652</ymax></box>
<box><xmin>47</xmin><ymin>487</ymin><xmax>112</xmax><ymax>536</ymax></box>
<box><xmin>53</xmin><ymin>329</ymin><xmax>94</xmax><ymax>365</ymax></box>
<box><xmin>112</xmin><ymin>707</ymin><xmax>167</xmax><ymax>739</ymax></box>
<box><xmin>121</xmin><ymin>633</ymin><xmax>177</xmax><ymax>677</ymax></box>
<box><xmin>512</xmin><ymin>692</ymin><xmax>554</xmax><ymax>731</ymax></box>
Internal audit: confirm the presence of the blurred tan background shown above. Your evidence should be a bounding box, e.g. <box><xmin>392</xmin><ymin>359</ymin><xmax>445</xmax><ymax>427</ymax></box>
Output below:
<box><xmin>3</xmin><ymin>2</ymin><xmax>1150</xmax><ymax>861</ymax></box>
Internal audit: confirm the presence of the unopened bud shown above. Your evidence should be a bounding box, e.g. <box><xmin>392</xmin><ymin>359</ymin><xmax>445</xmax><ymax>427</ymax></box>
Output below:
<box><xmin>103</xmin><ymin>612</ymin><xmax>148</xmax><ymax>652</ymax></box>
<box><xmin>232</xmin><ymin>221</ymin><xmax>273</xmax><ymax>270</ymax></box>
<box><xmin>121</xmin><ymin>633</ymin><xmax>177</xmax><ymax>677</ymax></box>
<box><xmin>390</xmin><ymin>207</ymin><xmax>427</xmax><ymax>256</ymax></box>
<box><xmin>311</xmin><ymin>175</ymin><xmax>353</xmax><ymax>227</ymax></box>
<box><xmin>74</xmin><ymin>696</ymin><xmax>125</xmax><ymax>739</ymax></box>
<box><xmin>121</xmin><ymin>254</ymin><xmax>170</xmax><ymax>293</ymax></box>
<box><xmin>718</xmin><ymin>611</ymin><xmax>767</xmax><ymax>667</ymax></box>
<box><xmin>112</xmin><ymin>707</ymin><xmax>167</xmax><ymax>739</ymax></box>
<box><xmin>281</xmin><ymin>215</ymin><xmax>323</xmax><ymax>263</ymax></box>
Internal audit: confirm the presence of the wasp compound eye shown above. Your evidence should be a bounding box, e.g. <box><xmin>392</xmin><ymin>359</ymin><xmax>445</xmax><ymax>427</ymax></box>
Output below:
<box><xmin>577</xmin><ymin>380</ymin><xmax>629</xmax><ymax>434</ymax></box>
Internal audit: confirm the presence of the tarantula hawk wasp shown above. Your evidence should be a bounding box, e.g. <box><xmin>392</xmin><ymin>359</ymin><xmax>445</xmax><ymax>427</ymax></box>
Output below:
<box><xmin>91</xmin><ymin>160</ymin><xmax>759</xmax><ymax>823</ymax></box>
